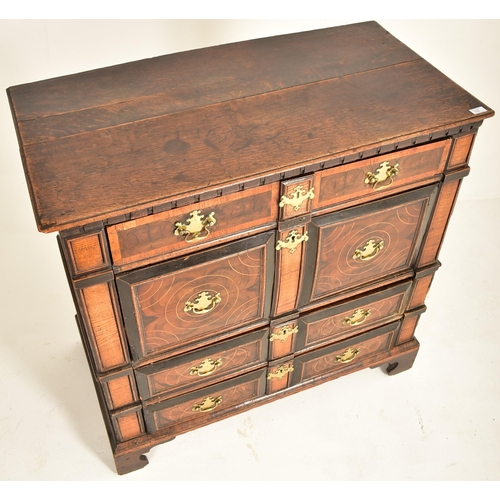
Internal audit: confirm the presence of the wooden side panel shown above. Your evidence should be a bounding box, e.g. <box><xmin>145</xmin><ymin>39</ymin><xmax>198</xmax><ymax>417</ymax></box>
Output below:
<box><xmin>60</xmin><ymin>228</ymin><xmax>111</xmax><ymax>277</ymax></box>
<box><xmin>395</xmin><ymin>308</ymin><xmax>425</xmax><ymax>346</ymax></box>
<box><xmin>447</xmin><ymin>133</ymin><xmax>475</xmax><ymax>170</ymax></box>
<box><xmin>107</xmin><ymin>376</ymin><xmax>136</xmax><ymax>410</ymax></box>
<box><xmin>69</xmin><ymin>233</ymin><xmax>107</xmax><ymax>273</ymax></box>
<box><xmin>418</xmin><ymin>170</ymin><xmax>468</xmax><ymax>267</ymax></box>
<box><xmin>79</xmin><ymin>281</ymin><xmax>129</xmax><ymax>372</ymax></box>
<box><xmin>313</xmin><ymin>140</ymin><xmax>450</xmax><ymax>212</ymax></box>
<box><xmin>273</xmin><ymin>225</ymin><xmax>307</xmax><ymax>316</ymax></box>
<box><xmin>408</xmin><ymin>274</ymin><xmax>434</xmax><ymax>310</ymax></box>
<box><xmin>113</xmin><ymin>408</ymin><xmax>146</xmax><ymax>442</ymax></box>
<box><xmin>107</xmin><ymin>183</ymin><xmax>278</xmax><ymax>268</ymax></box>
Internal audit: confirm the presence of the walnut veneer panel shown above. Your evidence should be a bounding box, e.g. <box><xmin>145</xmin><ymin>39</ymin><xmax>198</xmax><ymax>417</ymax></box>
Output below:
<box><xmin>79</xmin><ymin>281</ymin><xmax>129</xmax><ymax>372</ymax></box>
<box><xmin>135</xmin><ymin>328</ymin><xmax>268</xmax><ymax>400</ymax></box>
<box><xmin>143</xmin><ymin>369</ymin><xmax>267</xmax><ymax>433</ymax></box>
<box><xmin>107</xmin><ymin>376</ymin><xmax>136</xmax><ymax>409</ymax></box>
<box><xmin>313</xmin><ymin>140</ymin><xmax>450</xmax><ymax>212</ymax></box>
<box><xmin>117</xmin><ymin>232</ymin><xmax>274</xmax><ymax>360</ymax></box>
<box><xmin>448</xmin><ymin>134</ymin><xmax>476</xmax><ymax>169</ymax></box>
<box><xmin>296</xmin><ymin>281</ymin><xmax>411</xmax><ymax>352</ymax></box>
<box><xmin>292</xmin><ymin>322</ymin><xmax>399</xmax><ymax>384</ymax></box>
<box><xmin>107</xmin><ymin>183</ymin><xmax>279</xmax><ymax>268</ymax></box>
<box><xmin>302</xmin><ymin>185</ymin><xmax>438</xmax><ymax>305</ymax></box>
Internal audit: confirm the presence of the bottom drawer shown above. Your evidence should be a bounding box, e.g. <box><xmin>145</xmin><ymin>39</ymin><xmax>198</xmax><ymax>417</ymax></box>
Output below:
<box><xmin>291</xmin><ymin>322</ymin><xmax>399</xmax><ymax>385</ymax></box>
<box><xmin>143</xmin><ymin>368</ymin><xmax>267</xmax><ymax>433</ymax></box>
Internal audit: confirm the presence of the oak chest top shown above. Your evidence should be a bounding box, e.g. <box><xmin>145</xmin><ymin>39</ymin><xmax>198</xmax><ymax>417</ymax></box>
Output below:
<box><xmin>7</xmin><ymin>21</ymin><xmax>493</xmax><ymax>233</ymax></box>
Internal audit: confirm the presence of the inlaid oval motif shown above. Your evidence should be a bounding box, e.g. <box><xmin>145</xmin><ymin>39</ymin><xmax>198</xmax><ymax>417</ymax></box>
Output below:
<box><xmin>116</xmin><ymin>232</ymin><xmax>274</xmax><ymax>358</ymax></box>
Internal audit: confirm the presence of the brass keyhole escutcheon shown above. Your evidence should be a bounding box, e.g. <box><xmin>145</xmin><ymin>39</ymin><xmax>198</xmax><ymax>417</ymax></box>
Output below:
<box><xmin>335</xmin><ymin>347</ymin><xmax>360</xmax><ymax>364</ymax></box>
<box><xmin>364</xmin><ymin>161</ymin><xmax>400</xmax><ymax>190</ymax></box>
<box><xmin>343</xmin><ymin>308</ymin><xmax>371</xmax><ymax>326</ymax></box>
<box><xmin>279</xmin><ymin>185</ymin><xmax>315</xmax><ymax>211</ymax></box>
<box><xmin>276</xmin><ymin>229</ymin><xmax>309</xmax><ymax>254</ymax></box>
<box><xmin>184</xmin><ymin>291</ymin><xmax>221</xmax><ymax>315</ymax></box>
<box><xmin>269</xmin><ymin>325</ymin><xmax>298</xmax><ymax>343</ymax></box>
<box><xmin>192</xmin><ymin>396</ymin><xmax>223</xmax><ymax>413</ymax></box>
<box><xmin>174</xmin><ymin>210</ymin><xmax>216</xmax><ymax>242</ymax></box>
<box><xmin>190</xmin><ymin>357</ymin><xmax>223</xmax><ymax>377</ymax></box>
<box><xmin>267</xmin><ymin>364</ymin><xmax>294</xmax><ymax>380</ymax></box>
<box><xmin>353</xmin><ymin>238</ymin><xmax>384</xmax><ymax>261</ymax></box>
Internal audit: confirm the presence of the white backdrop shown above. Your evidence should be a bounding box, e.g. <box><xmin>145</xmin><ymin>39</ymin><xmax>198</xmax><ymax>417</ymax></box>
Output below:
<box><xmin>0</xmin><ymin>20</ymin><xmax>499</xmax><ymax>484</ymax></box>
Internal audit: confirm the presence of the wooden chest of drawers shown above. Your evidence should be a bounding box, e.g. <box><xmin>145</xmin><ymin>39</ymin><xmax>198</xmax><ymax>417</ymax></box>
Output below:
<box><xmin>7</xmin><ymin>21</ymin><xmax>494</xmax><ymax>474</ymax></box>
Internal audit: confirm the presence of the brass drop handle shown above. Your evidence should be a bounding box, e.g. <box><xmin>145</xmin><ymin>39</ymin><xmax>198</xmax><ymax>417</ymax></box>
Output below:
<box><xmin>184</xmin><ymin>291</ymin><xmax>221</xmax><ymax>315</ymax></box>
<box><xmin>343</xmin><ymin>308</ymin><xmax>371</xmax><ymax>326</ymax></box>
<box><xmin>353</xmin><ymin>238</ymin><xmax>384</xmax><ymax>261</ymax></box>
<box><xmin>335</xmin><ymin>347</ymin><xmax>360</xmax><ymax>364</ymax></box>
<box><xmin>190</xmin><ymin>358</ymin><xmax>223</xmax><ymax>377</ymax></box>
<box><xmin>364</xmin><ymin>161</ymin><xmax>399</xmax><ymax>190</ymax></box>
<box><xmin>174</xmin><ymin>210</ymin><xmax>216</xmax><ymax>242</ymax></box>
<box><xmin>192</xmin><ymin>396</ymin><xmax>222</xmax><ymax>413</ymax></box>
<box><xmin>279</xmin><ymin>185</ymin><xmax>315</xmax><ymax>211</ymax></box>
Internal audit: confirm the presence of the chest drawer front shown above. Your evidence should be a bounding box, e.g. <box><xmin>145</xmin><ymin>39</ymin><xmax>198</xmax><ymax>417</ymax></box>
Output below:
<box><xmin>296</xmin><ymin>280</ymin><xmax>411</xmax><ymax>353</ymax></box>
<box><xmin>291</xmin><ymin>322</ymin><xmax>399</xmax><ymax>385</ymax></box>
<box><xmin>301</xmin><ymin>184</ymin><xmax>438</xmax><ymax>306</ymax></box>
<box><xmin>117</xmin><ymin>232</ymin><xmax>275</xmax><ymax>360</ymax></box>
<box><xmin>135</xmin><ymin>328</ymin><xmax>268</xmax><ymax>400</ymax></box>
<box><xmin>107</xmin><ymin>183</ymin><xmax>279</xmax><ymax>269</ymax></box>
<box><xmin>143</xmin><ymin>368</ymin><xmax>267</xmax><ymax>433</ymax></box>
<box><xmin>313</xmin><ymin>140</ymin><xmax>450</xmax><ymax>212</ymax></box>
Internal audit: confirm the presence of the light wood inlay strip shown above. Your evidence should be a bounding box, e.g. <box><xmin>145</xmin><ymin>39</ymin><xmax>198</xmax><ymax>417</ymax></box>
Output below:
<box><xmin>418</xmin><ymin>179</ymin><xmax>461</xmax><ymax>266</ymax></box>
<box><xmin>273</xmin><ymin>227</ymin><xmax>306</xmax><ymax>316</ymax></box>
<box><xmin>408</xmin><ymin>274</ymin><xmax>434</xmax><ymax>310</ymax></box>
<box><xmin>396</xmin><ymin>315</ymin><xmax>420</xmax><ymax>346</ymax></box>
<box><xmin>108</xmin><ymin>376</ymin><xmax>135</xmax><ymax>409</ymax></box>
<box><xmin>448</xmin><ymin>133</ymin><xmax>475</xmax><ymax>169</ymax></box>
<box><xmin>82</xmin><ymin>283</ymin><xmax>126</xmax><ymax>371</ymax></box>
<box><xmin>116</xmin><ymin>413</ymin><xmax>143</xmax><ymax>441</ymax></box>
<box><xmin>69</xmin><ymin>233</ymin><xmax>106</xmax><ymax>273</ymax></box>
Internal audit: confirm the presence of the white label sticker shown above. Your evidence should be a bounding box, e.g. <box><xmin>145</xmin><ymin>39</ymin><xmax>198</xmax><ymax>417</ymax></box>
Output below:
<box><xmin>469</xmin><ymin>106</ymin><xmax>487</xmax><ymax>115</ymax></box>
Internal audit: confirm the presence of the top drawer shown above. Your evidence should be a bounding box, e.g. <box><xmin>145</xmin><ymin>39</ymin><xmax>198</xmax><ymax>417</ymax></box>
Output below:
<box><xmin>107</xmin><ymin>183</ymin><xmax>279</xmax><ymax>269</ymax></box>
<box><xmin>312</xmin><ymin>140</ymin><xmax>451</xmax><ymax>212</ymax></box>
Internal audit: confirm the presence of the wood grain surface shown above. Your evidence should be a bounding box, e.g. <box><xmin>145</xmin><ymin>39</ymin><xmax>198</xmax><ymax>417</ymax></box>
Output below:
<box><xmin>293</xmin><ymin>322</ymin><xmax>399</xmax><ymax>384</ymax></box>
<box><xmin>107</xmin><ymin>183</ymin><xmax>278</xmax><ymax>268</ymax></box>
<box><xmin>296</xmin><ymin>281</ymin><xmax>411</xmax><ymax>352</ymax></box>
<box><xmin>305</xmin><ymin>186</ymin><xmax>437</xmax><ymax>304</ymax></box>
<box><xmin>313</xmin><ymin>140</ymin><xmax>450</xmax><ymax>212</ymax></box>
<box><xmin>7</xmin><ymin>22</ymin><xmax>492</xmax><ymax>232</ymax></box>
<box><xmin>143</xmin><ymin>369</ymin><xmax>267</xmax><ymax>433</ymax></box>
<box><xmin>135</xmin><ymin>329</ymin><xmax>268</xmax><ymax>400</ymax></box>
<box><xmin>117</xmin><ymin>232</ymin><xmax>274</xmax><ymax>360</ymax></box>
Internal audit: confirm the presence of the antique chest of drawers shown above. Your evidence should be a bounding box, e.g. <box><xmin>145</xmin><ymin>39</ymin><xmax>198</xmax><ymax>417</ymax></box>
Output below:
<box><xmin>7</xmin><ymin>21</ymin><xmax>494</xmax><ymax>474</ymax></box>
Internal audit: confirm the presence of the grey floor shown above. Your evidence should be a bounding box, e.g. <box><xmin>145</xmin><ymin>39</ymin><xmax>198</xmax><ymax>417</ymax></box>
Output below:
<box><xmin>0</xmin><ymin>20</ymin><xmax>499</xmax><ymax>483</ymax></box>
